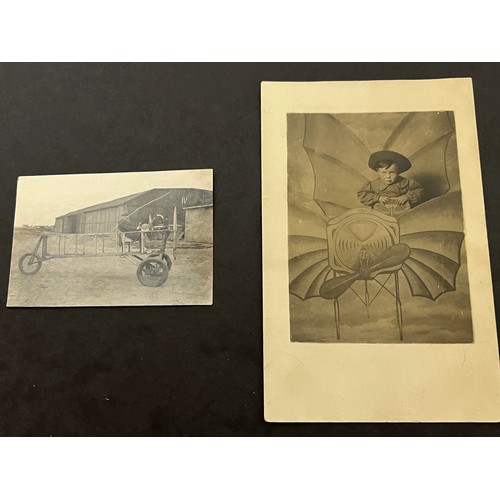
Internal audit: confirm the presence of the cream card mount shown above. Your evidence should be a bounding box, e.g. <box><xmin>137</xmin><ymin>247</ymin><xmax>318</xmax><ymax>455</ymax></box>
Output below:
<box><xmin>261</xmin><ymin>78</ymin><xmax>500</xmax><ymax>422</ymax></box>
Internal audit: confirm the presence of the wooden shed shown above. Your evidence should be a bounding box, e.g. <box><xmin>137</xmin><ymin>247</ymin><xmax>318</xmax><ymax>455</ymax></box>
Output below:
<box><xmin>183</xmin><ymin>205</ymin><xmax>213</xmax><ymax>244</ymax></box>
<box><xmin>54</xmin><ymin>188</ymin><xmax>213</xmax><ymax>234</ymax></box>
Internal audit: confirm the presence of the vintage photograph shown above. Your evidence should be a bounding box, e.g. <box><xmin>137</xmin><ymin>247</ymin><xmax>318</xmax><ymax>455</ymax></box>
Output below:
<box><xmin>288</xmin><ymin>111</ymin><xmax>472</xmax><ymax>343</ymax></box>
<box><xmin>262</xmin><ymin>79</ymin><xmax>500</xmax><ymax>422</ymax></box>
<box><xmin>7</xmin><ymin>169</ymin><xmax>213</xmax><ymax>307</ymax></box>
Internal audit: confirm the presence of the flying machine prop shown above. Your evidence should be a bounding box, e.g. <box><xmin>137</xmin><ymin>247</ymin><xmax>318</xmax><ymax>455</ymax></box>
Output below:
<box><xmin>289</xmin><ymin>112</ymin><xmax>465</xmax><ymax>340</ymax></box>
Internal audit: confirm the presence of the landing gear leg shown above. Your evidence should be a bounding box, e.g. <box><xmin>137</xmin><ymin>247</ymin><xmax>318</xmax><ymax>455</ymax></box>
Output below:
<box><xmin>334</xmin><ymin>298</ymin><xmax>340</xmax><ymax>341</ymax></box>
<box><xmin>395</xmin><ymin>271</ymin><xmax>403</xmax><ymax>341</ymax></box>
<box><xmin>364</xmin><ymin>280</ymin><xmax>370</xmax><ymax>318</ymax></box>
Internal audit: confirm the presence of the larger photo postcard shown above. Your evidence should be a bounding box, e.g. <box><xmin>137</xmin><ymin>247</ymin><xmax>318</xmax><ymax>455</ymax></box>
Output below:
<box><xmin>262</xmin><ymin>79</ymin><xmax>500</xmax><ymax>422</ymax></box>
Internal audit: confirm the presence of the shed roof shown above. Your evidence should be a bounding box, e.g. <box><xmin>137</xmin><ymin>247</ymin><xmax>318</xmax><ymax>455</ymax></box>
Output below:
<box><xmin>183</xmin><ymin>204</ymin><xmax>213</xmax><ymax>210</ymax></box>
<box><xmin>56</xmin><ymin>188</ymin><xmax>211</xmax><ymax>218</ymax></box>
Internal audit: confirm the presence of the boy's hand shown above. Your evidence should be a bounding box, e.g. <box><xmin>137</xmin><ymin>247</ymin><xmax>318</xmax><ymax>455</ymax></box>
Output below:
<box><xmin>378</xmin><ymin>195</ymin><xmax>391</xmax><ymax>204</ymax></box>
<box><xmin>395</xmin><ymin>195</ymin><xmax>409</xmax><ymax>205</ymax></box>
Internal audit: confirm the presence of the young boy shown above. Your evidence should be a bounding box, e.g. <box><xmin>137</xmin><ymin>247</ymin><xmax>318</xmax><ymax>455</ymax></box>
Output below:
<box><xmin>357</xmin><ymin>150</ymin><xmax>424</xmax><ymax>209</ymax></box>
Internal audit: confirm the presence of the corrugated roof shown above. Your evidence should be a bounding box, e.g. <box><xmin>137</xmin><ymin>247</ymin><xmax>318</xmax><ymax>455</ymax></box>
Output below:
<box><xmin>58</xmin><ymin>189</ymin><xmax>156</xmax><ymax>217</ymax></box>
<box><xmin>56</xmin><ymin>188</ymin><xmax>211</xmax><ymax>218</ymax></box>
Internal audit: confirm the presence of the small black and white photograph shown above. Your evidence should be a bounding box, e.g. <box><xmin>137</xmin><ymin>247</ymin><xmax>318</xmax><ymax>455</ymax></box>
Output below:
<box><xmin>7</xmin><ymin>168</ymin><xmax>213</xmax><ymax>307</ymax></box>
<box><xmin>287</xmin><ymin>111</ymin><xmax>472</xmax><ymax>343</ymax></box>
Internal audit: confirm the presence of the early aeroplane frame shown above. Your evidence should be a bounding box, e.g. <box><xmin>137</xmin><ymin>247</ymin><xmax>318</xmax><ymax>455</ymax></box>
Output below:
<box><xmin>17</xmin><ymin>226</ymin><xmax>178</xmax><ymax>287</ymax></box>
<box><xmin>17</xmin><ymin>192</ymin><xmax>183</xmax><ymax>287</ymax></box>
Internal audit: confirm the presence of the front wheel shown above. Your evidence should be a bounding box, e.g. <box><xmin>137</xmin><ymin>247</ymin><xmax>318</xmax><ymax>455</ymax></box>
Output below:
<box><xmin>136</xmin><ymin>258</ymin><xmax>169</xmax><ymax>287</ymax></box>
<box><xmin>18</xmin><ymin>253</ymin><xmax>43</xmax><ymax>275</ymax></box>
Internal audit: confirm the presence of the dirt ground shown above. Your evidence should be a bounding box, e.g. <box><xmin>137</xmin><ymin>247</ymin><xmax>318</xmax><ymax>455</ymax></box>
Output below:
<box><xmin>7</xmin><ymin>228</ymin><xmax>212</xmax><ymax>307</ymax></box>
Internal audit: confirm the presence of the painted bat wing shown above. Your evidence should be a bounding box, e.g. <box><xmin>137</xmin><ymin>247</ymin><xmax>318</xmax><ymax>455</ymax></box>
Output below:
<box><xmin>398</xmin><ymin>190</ymin><xmax>465</xmax><ymax>300</ymax></box>
<box><xmin>400</xmin><ymin>230</ymin><xmax>464</xmax><ymax>300</ymax></box>
<box><xmin>288</xmin><ymin>192</ymin><xmax>330</xmax><ymax>300</ymax></box>
<box><xmin>288</xmin><ymin>202</ymin><xmax>328</xmax><ymax>240</ymax></box>
<box><xmin>303</xmin><ymin>114</ymin><xmax>371</xmax><ymax>216</ymax></box>
<box><xmin>304</xmin><ymin>112</ymin><xmax>455</xmax><ymax>215</ymax></box>
<box><xmin>384</xmin><ymin>111</ymin><xmax>455</xmax><ymax>203</ymax></box>
<box><xmin>288</xmin><ymin>235</ymin><xmax>330</xmax><ymax>300</ymax></box>
<box><xmin>398</xmin><ymin>191</ymin><xmax>464</xmax><ymax>235</ymax></box>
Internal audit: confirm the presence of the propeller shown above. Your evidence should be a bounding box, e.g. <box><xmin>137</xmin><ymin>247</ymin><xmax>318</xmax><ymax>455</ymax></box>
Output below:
<box><xmin>319</xmin><ymin>244</ymin><xmax>411</xmax><ymax>299</ymax></box>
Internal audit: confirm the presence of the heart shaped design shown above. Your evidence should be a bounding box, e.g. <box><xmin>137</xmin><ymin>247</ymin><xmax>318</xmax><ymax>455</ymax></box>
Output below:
<box><xmin>347</xmin><ymin>220</ymin><xmax>377</xmax><ymax>242</ymax></box>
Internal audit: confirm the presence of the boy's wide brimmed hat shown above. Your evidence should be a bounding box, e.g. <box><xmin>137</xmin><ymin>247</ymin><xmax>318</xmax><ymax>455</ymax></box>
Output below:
<box><xmin>368</xmin><ymin>150</ymin><xmax>411</xmax><ymax>173</ymax></box>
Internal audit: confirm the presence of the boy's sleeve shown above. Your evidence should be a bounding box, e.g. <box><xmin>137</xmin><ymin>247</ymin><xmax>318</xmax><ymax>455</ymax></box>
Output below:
<box><xmin>357</xmin><ymin>181</ymin><xmax>378</xmax><ymax>207</ymax></box>
<box><xmin>406</xmin><ymin>178</ymin><xmax>424</xmax><ymax>206</ymax></box>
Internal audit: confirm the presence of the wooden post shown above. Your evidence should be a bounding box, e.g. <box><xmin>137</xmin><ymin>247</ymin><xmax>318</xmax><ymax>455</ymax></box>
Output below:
<box><xmin>173</xmin><ymin>206</ymin><xmax>178</xmax><ymax>260</ymax></box>
<box><xmin>41</xmin><ymin>235</ymin><xmax>48</xmax><ymax>259</ymax></box>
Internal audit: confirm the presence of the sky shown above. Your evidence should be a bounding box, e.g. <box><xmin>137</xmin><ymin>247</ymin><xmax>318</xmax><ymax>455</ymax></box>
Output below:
<box><xmin>13</xmin><ymin>169</ymin><xmax>213</xmax><ymax>226</ymax></box>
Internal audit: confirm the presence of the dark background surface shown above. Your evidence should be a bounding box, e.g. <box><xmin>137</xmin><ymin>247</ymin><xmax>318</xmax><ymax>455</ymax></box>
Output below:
<box><xmin>0</xmin><ymin>63</ymin><xmax>499</xmax><ymax>436</ymax></box>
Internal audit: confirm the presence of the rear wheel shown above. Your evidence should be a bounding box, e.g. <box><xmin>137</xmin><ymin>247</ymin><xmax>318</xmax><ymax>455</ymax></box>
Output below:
<box><xmin>136</xmin><ymin>258</ymin><xmax>169</xmax><ymax>287</ymax></box>
<box><xmin>164</xmin><ymin>254</ymin><xmax>172</xmax><ymax>270</ymax></box>
<box><xmin>18</xmin><ymin>253</ymin><xmax>42</xmax><ymax>275</ymax></box>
